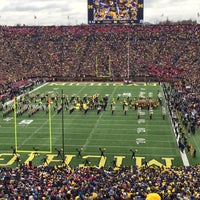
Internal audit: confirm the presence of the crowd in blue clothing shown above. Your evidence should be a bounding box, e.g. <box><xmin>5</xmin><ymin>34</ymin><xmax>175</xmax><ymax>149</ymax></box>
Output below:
<box><xmin>0</xmin><ymin>164</ymin><xmax>200</xmax><ymax>200</ymax></box>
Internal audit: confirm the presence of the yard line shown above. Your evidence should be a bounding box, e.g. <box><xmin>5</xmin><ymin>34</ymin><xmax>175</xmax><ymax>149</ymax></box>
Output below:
<box><xmin>61</xmin><ymin>138</ymin><xmax>177</xmax><ymax>144</ymax></box>
<box><xmin>82</xmin><ymin>86</ymin><xmax>118</xmax><ymax>151</ymax></box>
<box><xmin>64</xmin><ymin>144</ymin><xmax>178</xmax><ymax>151</ymax></box>
<box><xmin>52</xmin><ymin>84</ymin><xmax>88</xmax><ymax>145</ymax></box>
<box><xmin>19</xmin><ymin>83</ymin><xmax>87</xmax><ymax>148</ymax></box>
<box><xmin>19</xmin><ymin>119</ymin><xmax>50</xmax><ymax>147</ymax></box>
<box><xmin>19</xmin><ymin>110</ymin><xmax>57</xmax><ymax>149</ymax></box>
<box><xmin>0</xmin><ymin>142</ymin><xmax>178</xmax><ymax>152</ymax></box>
<box><xmin>82</xmin><ymin>112</ymin><xmax>104</xmax><ymax>150</ymax></box>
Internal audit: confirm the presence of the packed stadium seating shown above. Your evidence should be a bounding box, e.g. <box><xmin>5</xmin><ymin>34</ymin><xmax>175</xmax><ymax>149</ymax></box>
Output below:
<box><xmin>0</xmin><ymin>164</ymin><xmax>200</xmax><ymax>199</ymax></box>
<box><xmin>0</xmin><ymin>24</ymin><xmax>199</xmax><ymax>83</ymax></box>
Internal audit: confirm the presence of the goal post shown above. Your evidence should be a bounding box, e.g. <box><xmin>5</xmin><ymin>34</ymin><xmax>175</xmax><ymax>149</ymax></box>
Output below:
<box><xmin>13</xmin><ymin>97</ymin><xmax>52</xmax><ymax>154</ymax></box>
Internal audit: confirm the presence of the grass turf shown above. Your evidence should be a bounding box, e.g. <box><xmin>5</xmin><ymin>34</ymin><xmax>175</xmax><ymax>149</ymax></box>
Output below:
<box><xmin>0</xmin><ymin>82</ymin><xmax>199</xmax><ymax>168</ymax></box>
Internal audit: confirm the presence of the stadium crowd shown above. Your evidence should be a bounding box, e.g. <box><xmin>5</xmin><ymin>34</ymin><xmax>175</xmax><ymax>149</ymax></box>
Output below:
<box><xmin>0</xmin><ymin>24</ymin><xmax>199</xmax><ymax>85</ymax></box>
<box><xmin>0</xmin><ymin>164</ymin><xmax>200</xmax><ymax>200</ymax></box>
<box><xmin>0</xmin><ymin>23</ymin><xmax>200</xmax><ymax>199</ymax></box>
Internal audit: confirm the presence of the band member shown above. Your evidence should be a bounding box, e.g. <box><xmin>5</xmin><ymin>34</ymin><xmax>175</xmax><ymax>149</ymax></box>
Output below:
<box><xmin>137</xmin><ymin>106</ymin><xmax>141</xmax><ymax>119</ymax></box>
<box><xmin>41</xmin><ymin>155</ymin><xmax>48</xmax><ymax>165</ymax></box>
<box><xmin>33</xmin><ymin>146</ymin><xmax>40</xmax><ymax>157</ymax></box>
<box><xmin>111</xmin><ymin>98</ymin><xmax>115</xmax><ymax>109</ymax></box>
<box><xmin>69</xmin><ymin>106</ymin><xmax>75</xmax><ymax>114</ymax></box>
<box><xmin>55</xmin><ymin>148</ymin><xmax>63</xmax><ymax>159</ymax></box>
<box><xmin>11</xmin><ymin>146</ymin><xmax>17</xmax><ymax>155</ymax></box>
<box><xmin>193</xmin><ymin>148</ymin><xmax>196</xmax><ymax>158</ymax></box>
<box><xmin>111</xmin><ymin>106</ymin><xmax>115</xmax><ymax>115</ymax></box>
<box><xmin>76</xmin><ymin>147</ymin><xmax>83</xmax><ymax>157</ymax></box>
<box><xmin>122</xmin><ymin>101</ymin><xmax>126</xmax><ymax>111</ymax></box>
<box><xmin>84</xmin><ymin>106</ymin><xmax>89</xmax><ymax>115</ymax></box>
<box><xmin>144</xmin><ymin>159</ymin><xmax>148</xmax><ymax>168</ymax></box>
<box><xmin>83</xmin><ymin>158</ymin><xmax>90</xmax><ymax>166</ymax></box>
<box><xmin>70</xmin><ymin>94</ymin><xmax>76</xmax><ymax>103</ymax></box>
<box><xmin>97</xmin><ymin>105</ymin><xmax>102</xmax><ymax>115</ymax></box>
<box><xmin>130</xmin><ymin>149</ymin><xmax>137</xmax><ymax>159</ymax></box>
<box><xmin>99</xmin><ymin>147</ymin><xmax>106</xmax><ymax>157</ymax></box>
<box><xmin>117</xmin><ymin>94</ymin><xmax>120</xmax><ymax>101</ymax></box>
<box><xmin>149</xmin><ymin>107</ymin><xmax>153</xmax><ymax>119</ymax></box>
<box><xmin>15</xmin><ymin>154</ymin><xmax>21</xmax><ymax>165</ymax></box>
<box><xmin>57</xmin><ymin>105</ymin><xmax>62</xmax><ymax>114</ymax></box>
<box><xmin>162</xmin><ymin>106</ymin><xmax>166</xmax><ymax>120</ymax></box>
<box><xmin>124</xmin><ymin>106</ymin><xmax>128</xmax><ymax>115</ymax></box>
<box><xmin>112</xmin><ymin>158</ymin><xmax>117</xmax><ymax>167</ymax></box>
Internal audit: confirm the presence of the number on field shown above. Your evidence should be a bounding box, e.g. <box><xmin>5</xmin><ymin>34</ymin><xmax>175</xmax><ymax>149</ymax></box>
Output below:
<box><xmin>19</xmin><ymin>120</ymin><xmax>33</xmax><ymax>125</ymax></box>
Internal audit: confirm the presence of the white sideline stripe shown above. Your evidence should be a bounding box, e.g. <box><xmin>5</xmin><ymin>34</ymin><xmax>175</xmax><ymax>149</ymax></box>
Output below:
<box><xmin>3</xmin><ymin>82</ymin><xmax>49</xmax><ymax>107</ymax></box>
<box><xmin>162</xmin><ymin>84</ymin><xmax>190</xmax><ymax>166</ymax></box>
<box><xmin>29</xmin><ymin>82</ymin><xmax>49</xmax><ymax>93</ymax></box>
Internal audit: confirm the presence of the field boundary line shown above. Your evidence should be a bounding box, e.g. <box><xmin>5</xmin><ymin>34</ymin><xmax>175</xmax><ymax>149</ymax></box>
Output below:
<box><xmin>162</xmin><ymin>84</ymin><xmax>190</xmax><ymax>166</ymax></box>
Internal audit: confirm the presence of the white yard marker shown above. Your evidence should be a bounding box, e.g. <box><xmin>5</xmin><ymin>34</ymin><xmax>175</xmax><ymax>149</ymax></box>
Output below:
<box><xmin>138</xmin><ymin>119</ymin><xmax>146</xmax><ymax>124</ymax></box>
<box><xmin>136</xmin><ymin>138</ymin><xmax>146</xmax><ymax>144</ymax></box>
<box><xmin>137</xmin><ymin>128</ymin><xmax>146</xmax><ymax>134</ymax></box>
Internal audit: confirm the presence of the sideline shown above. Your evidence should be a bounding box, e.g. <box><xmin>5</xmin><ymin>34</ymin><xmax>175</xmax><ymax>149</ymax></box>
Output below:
<box><xmin>29</xmin><ymin>82</ymin><xmax>49</xmax><ymax>94</ymax></box>
<box><xmin>162</xmin><ymin>84</ymin><xmax>190</xmax><ymax>167</ymax></box>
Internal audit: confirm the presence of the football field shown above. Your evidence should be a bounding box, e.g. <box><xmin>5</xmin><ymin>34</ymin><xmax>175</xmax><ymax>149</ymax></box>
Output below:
<box><xmin>0</xmin><ymin>82</ymin><xmax>198</xmax><ymax>168</ymax></box>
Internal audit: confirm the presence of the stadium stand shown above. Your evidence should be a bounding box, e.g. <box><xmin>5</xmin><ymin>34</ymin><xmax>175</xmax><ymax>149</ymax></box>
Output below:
<box><xmin>0</xmin><ymin>165</ymin><xmax>200</xmax><ymax>199</ymax></box>
<box><xmin>0</xmin><ymin>24</ymin><xmax>199</xmax><ymax>84</ymax></box>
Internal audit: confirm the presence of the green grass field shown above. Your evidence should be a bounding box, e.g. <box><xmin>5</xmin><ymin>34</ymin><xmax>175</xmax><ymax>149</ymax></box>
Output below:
<box><xmin>0</xmin><ymin>82</ymin><xmax>199</xmax><ymax>168</ymax></box>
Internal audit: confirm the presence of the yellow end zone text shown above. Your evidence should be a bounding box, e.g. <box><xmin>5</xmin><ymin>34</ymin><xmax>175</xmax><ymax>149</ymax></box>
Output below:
<box><xmin>0</xmin><ymin>153</ymin><xmax>174</xmax><ymax>168</ymax></box>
